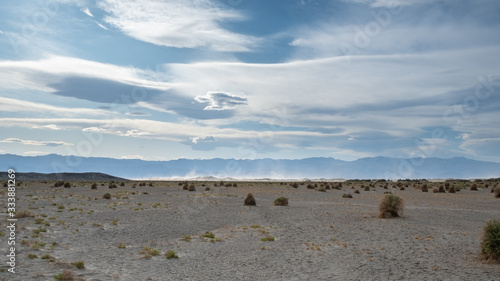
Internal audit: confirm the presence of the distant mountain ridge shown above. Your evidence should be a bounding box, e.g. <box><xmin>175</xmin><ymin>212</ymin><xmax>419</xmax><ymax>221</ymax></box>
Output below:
<box><xmin>0</xmin><ymin>172</ymin><xmax>126</xmax><ymax>181</ymax></box>
<box><xmin>0</xmin><ymin>154</ymin><xmax>499</xmax><ymax>180</ymax></box>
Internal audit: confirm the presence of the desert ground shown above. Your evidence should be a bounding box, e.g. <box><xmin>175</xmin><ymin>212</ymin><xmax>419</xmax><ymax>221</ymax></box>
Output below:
<box><xmin>1</xmin><ymin>179</ymin><xmax>499</xmax><ymax>280</ymax></box>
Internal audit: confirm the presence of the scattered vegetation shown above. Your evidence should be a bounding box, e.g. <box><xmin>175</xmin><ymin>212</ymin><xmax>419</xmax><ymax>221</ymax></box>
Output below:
<box><xmin>140</xmin><ymin>247</ymin><xmax>160</xmax><ymax>259</ymax></box>
<box><xmin>165</xmin><ymin>250</ymin><xmax>179</xmax><ymax>259</ymax></box>
<box><xmin>481</xmin><ymin>219</ymin><xmax>500</xmax><ymax>262</ymax></box>
<box><xmin>71</xmin><ymin>261</ymin><xmax>85</xmax><ymax>269</ymax></box>
<box><xmin>261</xmin><ymin>236</ymin><xmax>275</xmax><ymax>242</ymax></box>
<box><xmin>14</xmin><ymin>210</ymin><xmax>34</xmax><ymax>218</ymax></box>
<box><xmin>53</xmin><ymin>270</ymin><xmax>75</xmax><ymax>280</ymax></box>
<box><xmin>244</xmin><ymin>193</ymin><xmax>256</xmax><ymax>206</ymax></box>
<box><xmin>202</xmin><ymin>231</ymin><xmax>215</xmax><ymax>239</ymax></box>
<box><xmin>117</xmin><ymin>243</ymin><xmax>126</xmax><ymax>249</ymax></box>
<box><xmin>183</xmin><ymin>235</ymin><xmax>191</xmax><ymax>242</ymax></box>
<box><xmin>103</xmin><ymin>193</ymin><xmax>112</xmax><ymax>200</ymax></box>
<box><xmin>273</xmin><ymin>196</ymin><xmax>289</xmax><ymax>206</ymax></box>
<box><xmin>378</xmin><ymin>194</ymin><xmax>404</xmax><ymax>219</ymax></box>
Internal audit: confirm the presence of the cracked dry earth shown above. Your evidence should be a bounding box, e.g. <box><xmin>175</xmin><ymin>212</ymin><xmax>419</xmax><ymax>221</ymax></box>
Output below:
<box><xmin>1</xmin><ymin>181</ymin><xmax>499</xmax><ymax>280</ymax></box>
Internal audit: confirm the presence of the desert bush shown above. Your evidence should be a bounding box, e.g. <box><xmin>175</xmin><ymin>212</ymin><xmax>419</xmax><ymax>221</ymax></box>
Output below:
<box><xmin>306</xmin><ymin>184</ymin><xmax>314</xmax><ymax>189</ymax></box>
<box><xmin>471</xmin><ymin>183</ymin><xmax>478</xmax><ymax>191</ymax></box>
<box><xmin>166</xmin><ymin>250</ymin><xmax>178</xmax><ymax>259</ymax></box>
<box><xmin>64</xmin><ymin>182</ymin><xmax>71</xmax><ymax>188</ymax></box>
<box><xmin>342</xmin><ymin>193</ymin><xmax>353</xmax><ymax>198</ymax></box>
<box><xmin>244</xmin><ymin>193</ymin><xmax>256</xmax><ymax>206</ymax></box>
<box><xmin>120</xmin><ymin>182</ymin><xmax>125</xmax><ymax>187</ymax></box>
<box><xmin>354</xmin><ymin>189</ymin><xmax>360</xmax><ymax>194</ymax></box>
<box><xmin>364</xmin><ymin>185</ymin><xmax>370</xmax><ymax>191</ymax></box>
<box><xmin>233</xmin><ymin>183</ymin><xmax>238</xmax><ymax>187</ymax></box>
<box><xmin>317</xmin><ymin>186</ymin><xmax>326</xmax><ymax>192</ymax></box>
<box><xmin>109</xmin><ymin>183</ymin><xmax>117</xmax><ymax>189</ymax></box>
<box><xmin>291</xmin><ymin>182</ymin><xmax>299</xmax><ymax>188</ymax></box>
<box><xmin>71</xmin><ymin>261</ymin><xmax>85</xmax><ymax>269</ymax></box>
<box><xmin>261</xmin><ymin>236</ymin><xmax>275</xmax><ymax>242</ymax></box>
<box><xmin>444</xmin><ymin>182</ymin><xmax>450</xmax><ymax>190</ymax></box>
<box><xmin>103</xmin><ymin>193</ymin><xmax>112</xmax><ymax>200</ymax></box>
<box><xmin>400</xmin><ymin>186</ymin><xmax>405</xmax><ymax>191</ymax></box>
<box><xmin>481</xmin><ymin>219</ymin><xmax>500</xmax><ymax>262</ymax></box>
<box><xmin>91</xmin><ymin>183</ymin><xmax>97</xmax><ymax>189</ymax></box>
<box><xmin>438</xmin><ymin>185</ymin><xmax>445</xmax><ymax>193</ymax></box>
<box><xmin>494</xmin><ymin>187</ymin><xmax>500</xmax><ymax>198</ymax></box>
<box><xmin>448</xmin><ymin>186</ymin><xmax>456</xmax><ymax>193</ymax></box>
<box><xmin>14</xmin><ymin>210</ymin><xmax>34</xmax><ymax>218</ymax></box>
<box><xmin>224</xmin><ymin>183</ymin><xmax>232</xmax><ymax>187</ymax></box>
<box><xmin>188</xmin><ymin>184</ymin><xmax>196</xmax><ymax>192</ymax></box>
<box><xmin>378</xmin><ymin>194</ymin><xmax>404</xmax><ymax>219</ymax></box>
<box><xmin>182</xmin><ymin>183</ymin><xmax>189</xmax><ymax>190</ymax></box>
<box><xmin>274</xmin><ymin>196</ymin><xmax>289</xmax><ymax>206</ymax></box>
<box><xmin>202</xmin><ymin>231</ymin><xmax>215</xmax><ymax>239</ymax></box>
<box><xmin>54</xmin><ymin>269</ymin><xmax>75</xmax><ymax>280</ymax></box>
<box><xmin>421</xmin><ymin>184</ymin><xmax>428</xmax><ymax>192</ymax></box>
<box><xmin>205</xmin><ymin>186</ymin><xmax>210</xmax><ymax>191</ymax></box>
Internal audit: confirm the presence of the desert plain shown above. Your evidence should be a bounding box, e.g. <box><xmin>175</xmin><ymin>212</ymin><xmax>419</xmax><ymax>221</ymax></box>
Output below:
<box><xmin>1</xmin><ymin>179</ymin><xmax>500</xmax><ymax>281</ymax></box>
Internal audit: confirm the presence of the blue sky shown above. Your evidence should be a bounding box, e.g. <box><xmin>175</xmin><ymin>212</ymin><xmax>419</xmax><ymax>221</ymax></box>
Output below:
<box><xmin>0</xmin><ymin>0</ymin><xmax>499</xmax><ymax>162</ymax></box>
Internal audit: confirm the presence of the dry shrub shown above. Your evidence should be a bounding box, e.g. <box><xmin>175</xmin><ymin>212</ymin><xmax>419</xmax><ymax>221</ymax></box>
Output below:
<box><xmin>244</xmin><ymin>193</ymin><xmax>256</xmax><ymax>206</ymax></box>
<box><xmin>188</xmin><ymin>184</ymin><xmax>196</xmax><ymax>192</ymax></box>
<box><xmin>378</xmin><ymin>194</ymin><xmax>404</xmax><ymax>219</ymax></box>
<box><xmin>306</xmin><ymin>184</ymin><xmax>314</xmax><ymax>189</ymax></box>
<box><xmin>494</xmin><ymin>187</ymin><xmax>500</xmax><ymax>198</ymax></box>
<box><xmin>448</xmin><ymin>186</ymin><xmax>456</xmax><ymax>193</ymax></box>
<box><xmin>364</xmin><ymin>185</ymin><xmax>370</xmax><ymax>191</ymax></box>
<box><xmin>14</xmin><ymin>210</ymin><xmax>34</xmax><ymax>218</ymax></box>
<box><xmin>182</xmin><ymin>183</ymin><xmax>189</xmax><ymax>190</ymax></box>
<box><xmin>55</xmin><ymin>269</ymin><xmax>75</xmax><ymax>281</ymax></box>
<box><xmin>342</xmin><ymin>193</ymin><xmax>353</xmax><ymax>198</ymax></box>
<box><xmin>421</xmin><ymin>184</ymin><xmax>428</xmax><ymax>192</ymax></box>
<box><xmin>103</xmin><ymin>193</ymin><xmax>112</xmax><ymax>200</ymax></box>
<box><xmin>354</xmin><ymin>189</ymin><xmax>360</xmax><ymax>194</ymax></box>
<box><xmin>317</xmin><ymin>186</ymin><xmax>326</xmax><ymax>192</ymax></box>
<box><xmin>91</xmin><ymin>183</ymin><xmax>97</xmax><ymax>189</ymax></box>
<box><xmin>471</xmin><ymin>183</ymin><xmax>478</xmax><ymax>191</ymax></box>
<box><xmin>273</xmin><ymin>196</ymin><xmax>289</xmax><ymax>206</ymax></box>
<box><xmin>481</xmin><ymin>219</ymin><xmax>500</xmax><ymax>262</ymax></box>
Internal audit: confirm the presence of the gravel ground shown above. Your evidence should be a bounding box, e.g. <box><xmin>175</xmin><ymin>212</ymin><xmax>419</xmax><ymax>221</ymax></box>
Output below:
<box><xmin>1</xmin><ymin>181</ymin><xmax>499</xmax><ymax>280</ymax></box>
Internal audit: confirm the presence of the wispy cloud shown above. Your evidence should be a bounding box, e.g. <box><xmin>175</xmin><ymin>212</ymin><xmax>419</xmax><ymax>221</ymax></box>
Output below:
<box><xmin>194</xmin><ymin>92</ymin><xmax>247</xmax><ymax>111</ymax></box>
<box><xmin>190</xmin><ymin>136</ymin><xmax>215</xmax><ymax>144</ymax></box>
<box><xmin>81</xmin><ymin>7</ymin><xmax>94</xmax><ymax>17</ymax></box>
<box><xmin>0</xmin><ymin>138</ymin><xmax>72</xmax><ymax>147</ymax></box>
<box><xmin>98</xmin><ymin>0</ymin><xmax>259</xmax><ymax>52</ymax></box>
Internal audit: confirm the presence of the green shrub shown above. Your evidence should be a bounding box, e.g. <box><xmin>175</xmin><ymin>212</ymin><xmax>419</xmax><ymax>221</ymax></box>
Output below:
<box><xmin>261</xmin><ymin>236</ymin><xmax>275</xmax><ymax>242</ymax></box>
<box><xmin>71</xmin><ymin>261</ymin><xmax>85</xmax><ymax>269</ymax></box>
<box><xmin>273</xmin><ymin>196</ymin><xmax>289</xmax><ymax>206</ymax></box>
<box><xmin>378</xmin><ymin>194</ymin><xmax>404</xmax><ymax>219</ymax></box>
<box><xmin>202</xmin><ymin>231</ymin><xmax>215</xmax><ymax>239</ymax></box>
<box><xmin>481</xmin><ymin>219</ymin><xmax>500</xmax><ymax>262</ymax></box>
<box><xmin>166</xmin><ymin>250</ymin><xmax>178</xmax><ymax>259</ymax></box>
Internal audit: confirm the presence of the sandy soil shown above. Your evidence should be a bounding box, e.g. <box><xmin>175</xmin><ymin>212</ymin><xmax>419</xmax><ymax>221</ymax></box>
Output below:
<box><xmin>1</xmin><ymin>181</ymin><xmax>499</xmax><ymax>280</ymax></box>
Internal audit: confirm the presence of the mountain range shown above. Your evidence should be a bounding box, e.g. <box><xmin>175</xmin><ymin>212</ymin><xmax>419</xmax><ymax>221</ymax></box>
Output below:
<box><xmin>1</xmin><ymin>154</ymin><xmax>499</xmax><ymax>180</ymax></box>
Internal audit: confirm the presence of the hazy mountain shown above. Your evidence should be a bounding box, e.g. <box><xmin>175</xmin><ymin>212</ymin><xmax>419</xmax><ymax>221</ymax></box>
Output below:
<box><xmin>0</xmin><ymin>172</ymin><xmax>126</xmax><ymax>181</ymax></box>
<box><xmin>0</xmin><ymin>154</ymin><xmax>499</xmax><ymax>180</ymax></box>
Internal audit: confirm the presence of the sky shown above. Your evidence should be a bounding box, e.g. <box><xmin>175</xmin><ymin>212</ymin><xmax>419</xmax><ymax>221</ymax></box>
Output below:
<box><xmin>0</xmin><ymin>0</ymin><xmax>499</xmax><ymax>162</ymax></box>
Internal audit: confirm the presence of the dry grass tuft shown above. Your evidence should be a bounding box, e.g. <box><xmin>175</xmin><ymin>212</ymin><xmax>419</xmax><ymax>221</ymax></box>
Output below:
<box><xmin>481</xmin><ymin>219</ymin><xmax>500</xmax><ymax>263</ymax></box>
<box><xmin>273</xmin><ymin>196</ymin><xmax>289</xmax><ymax>206</ymax></box>
<box><xmin>378</xmin><ymin>194</ymin><xmax>404</xmax><ymax>219</ymax></box>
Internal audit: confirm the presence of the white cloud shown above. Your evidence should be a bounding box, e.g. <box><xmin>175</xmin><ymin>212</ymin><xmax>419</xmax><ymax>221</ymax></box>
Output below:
<box><xmin>23</xmin><ymin>151</ymin><xmax>52</xmax><ymax>156</ymax></box>
<box><xmin>120</xmin><ymin>129</ymin><xmax>151</xmax><ymax>137</ymax></box>
<box><xmin>0</xmin><ymin>97</ymin><xmax>111</xmax><ymax>117</ymax></box>
<box><xmin>32</xmin><ymin>124</ymin><xmax>61</xmax><ymax>130</ymax></box>
<box><xmin>190</xmin><ymin>136</ymin><xmax>215</xmax><ymax>144</ymax></box>
<box><xmin>0</xmin><ymin>138</ymin><xmax>72</xmax><ymax>147</ymax></box>
<box><xmin>96</xmin><ymin>22</ymin><xmax>109</xmax><ymax>30</ymax></box>
<box><xmin>98</xmin><ymin>0</ymin><xmax>258</xmax><ymax>52</ymax></box>
<box><xmin>121</xmin><ymin>155</ymin><xmax>144</xmax><ymax>160</ymax></box>
<box><xmin>194</xmin><ymin>92</ymin><xmax>247</xmax><ymax>110</ymax></box>
<box><xmin>81</xmin><ymin>7</ymin><xmax>94</xmax><ymax>17</ymax></box>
